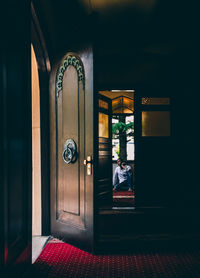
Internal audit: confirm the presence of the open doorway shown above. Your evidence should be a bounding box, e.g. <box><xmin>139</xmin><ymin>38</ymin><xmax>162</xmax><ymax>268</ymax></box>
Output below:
<box><xmin>31</xmin><ymin>45</ymin><xmax>49</xmax><ymax>262</ymax></box>
<box><xmin>98</xmin><ymin>90</ymin><xmax>135</xmax><ymax>208</ymax></box>
<box><xmin>31</xmin><ymin>3</ymin><xmax>51</xmax><ymax>261</ymax></box>
<box><xmin>31</xmin><ymin>41</ymin><xmax>50</xmax><ymax>262</ymax></box>
<box><xmin>31</xmin><ymin>44</ymin><xmax>42</xmax><ymax>237</ymax></box>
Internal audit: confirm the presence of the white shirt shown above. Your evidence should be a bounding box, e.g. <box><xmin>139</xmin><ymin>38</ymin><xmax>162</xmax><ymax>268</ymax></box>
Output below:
<box><xmin>113</xmin><ymin>165</ymin><xmax>131</xmax><ymax>185</ymax></box>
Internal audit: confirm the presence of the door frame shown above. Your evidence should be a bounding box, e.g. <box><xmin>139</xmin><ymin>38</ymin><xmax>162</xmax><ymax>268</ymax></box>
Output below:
<box><xmin>96</xmin><ymin>87</ymin><xmax>137</xmax><ymax>209</ymax></box>
<box><xmin>31</xmin><ymin>3</ymin><xmax>51</xmax><ymax>235</ymax></box>
<box><xmin>97</xmin><ymin>93</ymin><xmax>113</xmax><ymax>207</ymax></box>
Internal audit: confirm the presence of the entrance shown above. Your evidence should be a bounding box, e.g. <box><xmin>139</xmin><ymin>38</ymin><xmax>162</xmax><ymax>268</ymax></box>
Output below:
<box><xmin>49</xmin><ymin>44</ymin><xmax>138</xmax><ymax>251</ymax></box>
<box><xmin>98</xmin><ymin>90</ymin><xmax>135</xmax><ymax>209</ymax></box>
<box><xmin>31</xmin><ymin>43</ymin><xmax>49</xmax><ymax>262</ymax></box>
<box><xmin>49</xmin><ymin>48</ymin><xmax>173</xmax><ymax>252</ymax></box>
<box><xmin>31</xmin><ymin>4</ymin><xmax>51</xmax><ymax>261</ymax></box>
<box><xmin>31</xmin><ymin>44</ymin><xmax>42</xmax><ymax>238</ymax></box>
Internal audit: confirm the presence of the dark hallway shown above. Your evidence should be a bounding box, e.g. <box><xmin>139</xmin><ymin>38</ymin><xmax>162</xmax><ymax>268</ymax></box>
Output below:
<box><xmin>1</xmin><ymin>0</ymin><xmax>200</xmax><ymax>277</ymax></box>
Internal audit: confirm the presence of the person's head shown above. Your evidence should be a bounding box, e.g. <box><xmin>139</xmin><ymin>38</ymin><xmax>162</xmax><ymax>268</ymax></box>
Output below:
<box><xmin>117</xmin><ymin>158</ymin><xmax>122</xmax><ymax>166</ymax></box>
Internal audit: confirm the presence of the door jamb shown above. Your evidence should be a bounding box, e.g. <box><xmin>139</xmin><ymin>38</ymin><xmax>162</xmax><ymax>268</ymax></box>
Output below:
<box><xmin>31</xmin><ymin>3</ymin><xmax>51</xmax><ymax>235</ymax></box>
<box><xmin>96</xmin><ymin>87</ymin><xmax>136</xmax><ymax>210</ymax></box>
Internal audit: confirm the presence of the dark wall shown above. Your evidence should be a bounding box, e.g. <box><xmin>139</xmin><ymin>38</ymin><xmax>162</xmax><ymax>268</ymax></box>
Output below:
<box><xmin>95</xmin><ymin>3</ymin><xmax>200</xmax><ymax>239</ymax></box>
<box><xmin>134</xmin><ymin>47</ymin><xmax>200</xmax><ymax>209</ymax></box>
<box><xmin>0</xmin><ymin>0</ymin><xmax>32</xmax><ymax>275</ymax></box>
<box><xmin>95</xmin><ymin>3</ymin><xmax>200</xmax><ymax>211</ymax></box>
<box><xmin>0</xmin><ymin>1</ymin><xmax>199</xmax><ymax>267</ymax></box>
<box><xmin>172</xmin><ymin>45</ymin><xmax>200</xmax><ymax>208</ymax></box>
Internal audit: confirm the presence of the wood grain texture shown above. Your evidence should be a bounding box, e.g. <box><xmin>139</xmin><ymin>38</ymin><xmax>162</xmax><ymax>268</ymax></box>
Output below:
<box><xmin>50</xmin><ymin>46</ymin><xmax>94</xmax><ymax>251</ymax></box>
<box><xmin>97</xmin><ymin>95</ymin><xmax>112</xmax><ymax>207</ymax></box>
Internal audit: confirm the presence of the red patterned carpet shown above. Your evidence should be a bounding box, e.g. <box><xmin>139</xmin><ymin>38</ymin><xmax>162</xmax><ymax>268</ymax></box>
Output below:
<box><xmin>31</xmin><ymin>239</ymin><xmax>200</xmax><ymax>278</ymax></box>
<box><xmin>113</xmin><ymin>190</ymin><xmax>135</xmax><ymax>206</ymax></box>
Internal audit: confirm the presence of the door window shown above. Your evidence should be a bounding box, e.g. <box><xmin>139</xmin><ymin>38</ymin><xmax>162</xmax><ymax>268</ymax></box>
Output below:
<box><xmin>142</xmin><ymin>111</ymin><xmax>170</xmax><ymax>137</ymax></box>
<box><xmin>99</xmin><ymin>112</ymin><xmax>109</xmax><ymax>138</ymax></box>
<box><xmin>141</xmin><ymin>97</ymin><xmax>171</xmax><ymax>137</ymax></box>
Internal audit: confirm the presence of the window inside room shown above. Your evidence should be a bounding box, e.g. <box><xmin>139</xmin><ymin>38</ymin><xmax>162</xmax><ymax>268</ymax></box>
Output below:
<box><xmin>99</xmin><ymin>112</ymin><xmax>109</xmax><ymax>138</ymax></box>
<box><xmin>112</xmin><ymin>96</ymin><xmax>134</xmax><ymax>161</ymax></box>
<box><xmin>142</xmin><ymin>111</ymin><xmax>170</xmax><ymax>137</ymax></box>
<box><xmin>99</xmin><ymin>90</ymin><xmax>135</xmax><ymax>208</ymax></box>
<box><xmin>112</xmin><ymin>114</ymin><xmax>134</xmax><ymax>161</ymax></box>
<box><xmin>141</xmin><ymin>97</ymin><xmax>171</xmax><ymax>137</ymax></box>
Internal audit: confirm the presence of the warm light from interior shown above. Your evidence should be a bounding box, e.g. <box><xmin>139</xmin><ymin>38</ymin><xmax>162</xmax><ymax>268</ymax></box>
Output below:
<box><xmin>111</xmin><ymin>90</ymin><xmax>134</xmax><ymax>92</ymax></box>
<box><xmin>31</xmin><ymin>44</ymin><xmax>41</xmax><ymax>236</ymax></box>
<box><xmin>99</xmin><ymin>112</ymin><xmax>109</xmax><ymax>138</ymax></box>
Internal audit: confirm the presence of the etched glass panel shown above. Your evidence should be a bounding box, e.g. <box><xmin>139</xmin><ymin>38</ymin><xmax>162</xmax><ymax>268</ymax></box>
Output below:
<box><xmin>112</xmin><ymin>97</ymin><xmax>134</xmax><ymax>113</ymax></box>
<box><xmin>123</xmin><ymin>97</ymin><xmax>134</xmax><ymax>111</ymax></box>
<box><xmin>113</xmin><ymin>107</ymin><xmax>123</xmax><ymax>113</ymax></box>
<box><xmin>142</xmin><ymin>111</ymin><xmax>170</xmax><ymax>136</ymax></box>
<box><xmin>99</xmin><ymin>112</ymin><xmax>109</xmax><ymax>138</ymax></box>
<box><xmin>123</xmin><ymin>108</ymin><xmax>133</xmax><ymax>114</ymax></box>
<box><xmin>112</xmin><ymin>97</ymin><xmax>123</xmax><ymax>112</ymax></box>
<box><xmin>99</xmin><ymin>99</ymin><xmax>108</xmax><ymax>110</ymax></box>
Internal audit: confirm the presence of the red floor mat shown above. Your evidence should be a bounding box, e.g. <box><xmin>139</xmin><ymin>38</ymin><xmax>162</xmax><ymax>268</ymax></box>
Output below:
<box><xmin>32</xmin><ymin>241</ymin><xmax>200</xmax><ymax>278</ymax></box>
<box><xmin>113</xmin><ymin>190</ymin><xmax>135</xmax><ymax>206</ymax></box>
<box><xmin>113</xmin><ymin>191</ymin><xmax>134</xmax><ymax>197</ymax></box>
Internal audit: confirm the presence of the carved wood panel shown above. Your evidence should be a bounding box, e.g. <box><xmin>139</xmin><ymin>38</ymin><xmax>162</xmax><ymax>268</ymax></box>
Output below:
<box><xmin>56</xmin><ymin>54</ymin><xmax>85</xmax><ymax>229</ymax></box>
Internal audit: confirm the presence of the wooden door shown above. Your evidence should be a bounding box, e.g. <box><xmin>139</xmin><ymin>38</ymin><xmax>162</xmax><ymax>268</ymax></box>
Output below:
<box><xmin>50</xmin><ymin>47</ymin><xmax>94</xmax><ymax>251</ymax></box>
<box><xmin>135</xmin><ymin>92</ymin><xmax>173</xmax><ymax>207</ymax></box>
<box><xmin>98</xmin><ymin>94</ymin><xmax>112</xmax><ymax>207</ymax></box>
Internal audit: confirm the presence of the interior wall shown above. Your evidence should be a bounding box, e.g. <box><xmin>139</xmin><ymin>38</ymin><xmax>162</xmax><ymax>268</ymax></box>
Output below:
<box><xmin>0</xmin><ymin>0</ymin><xmax>32</xmax><ymax>273</ymax></box>
<box><xmin>31</xmin><ymin>44</ymin><xmax>42</xmax><ymax>236</ymax></box>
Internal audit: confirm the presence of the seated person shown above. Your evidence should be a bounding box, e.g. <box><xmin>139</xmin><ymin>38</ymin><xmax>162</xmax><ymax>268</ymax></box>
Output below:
<box><xmin>113</xmin><ymin>158</ymin><xmax>132</xmax><ymax>191</ymax></box>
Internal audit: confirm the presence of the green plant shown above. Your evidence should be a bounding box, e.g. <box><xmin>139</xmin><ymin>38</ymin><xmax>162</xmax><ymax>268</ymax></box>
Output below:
<box><xmin>112</xmin><ymin>118</ymin><xmax>134</xmax><ymax>160</ymax></box>
<box><xmin>114</xmin><ymin>145</ymin><xmax>120</xmax><ymax>158</ymax></box>
<box><xmin>112</xmin><ymin>121</ymin><xmax>134</xmax><ymax>141</ymax></box>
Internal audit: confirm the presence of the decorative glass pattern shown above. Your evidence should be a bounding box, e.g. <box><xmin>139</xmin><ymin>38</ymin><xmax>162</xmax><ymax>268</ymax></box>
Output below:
<box><xmin>112</xmin><ymin>97</ymin><xmax>123</xmax><ymax>112</ymax></box>
<box><xmin>112</xmin><ymin>97</ymin><xmax>134</xmax><ymax>113</ymax></box>
<box><xmin>142</xmin><ymin>111</ymin><xmax>170</xmax><ymax>136</ymax></box>
<box><xmin>99</xmin><ymin>113</ymin><xmax>109</xmax><ymax>138</ymax></box>
<box><xmin>99</xmin><ymin>99</ymin><xmax>108</xmax><ymax>110</ymax></box>
<box><xmin>124</xmin><ymin>97</ymin><xmax>134</xmax><ymax>111</ymax></box>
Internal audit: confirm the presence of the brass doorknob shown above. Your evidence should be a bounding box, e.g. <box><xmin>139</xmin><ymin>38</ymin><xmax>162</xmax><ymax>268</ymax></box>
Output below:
<box><xmin>83</xmin><ymin>156</ymin><xmax>92</xmax><ymax>165</ymax></box>
<box><xmin>83</xmin><ymin>156</ymin><xmax>92</xmax><ymax>175</ymax></box>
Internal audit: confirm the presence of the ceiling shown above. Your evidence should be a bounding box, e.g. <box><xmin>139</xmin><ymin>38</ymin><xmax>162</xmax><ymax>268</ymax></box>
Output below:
<box><xmin>33</xmin><ymin>0</ymin><xmax>198</xmax><ymax>88</ymax></box>
<box><xmin>99</xmin><ymin>91</ymin><xmax>134</xmax><ymax>100</ymax></box>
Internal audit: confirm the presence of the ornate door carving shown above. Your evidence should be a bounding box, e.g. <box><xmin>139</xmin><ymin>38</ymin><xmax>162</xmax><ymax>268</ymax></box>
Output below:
<box><xmin>50</xmin><ymin>48</ymin><xmax>94</xmax><ymax>251</ymax></box>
